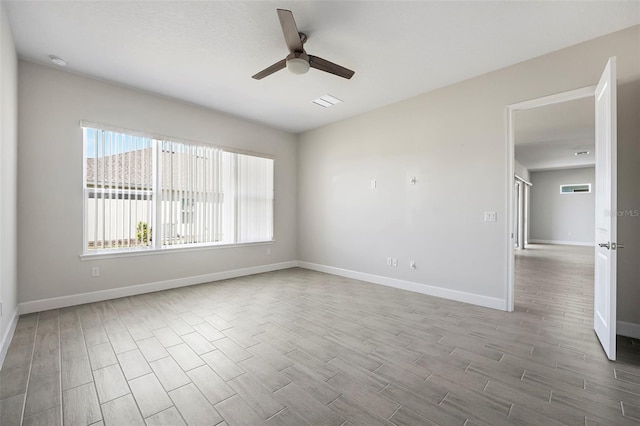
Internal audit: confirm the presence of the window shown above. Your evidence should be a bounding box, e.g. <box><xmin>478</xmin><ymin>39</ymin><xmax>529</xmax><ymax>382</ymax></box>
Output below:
<box><xmin>83</xmin><ymin>123</ymin><xmax>274</xmax><ymax>254</ymax></box>
<box><xmin>560</xmin><ymin>183</ymin><xmax>591</xmax><ymax>194</ymax></box>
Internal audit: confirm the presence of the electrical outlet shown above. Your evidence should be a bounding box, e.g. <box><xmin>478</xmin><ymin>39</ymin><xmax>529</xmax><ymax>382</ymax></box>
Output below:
<box><xmin>91</xmin><ymin>267</ymin><xmax>100</xmax><ymax>277</ymax></box>
<box><xmin>484</xmin><ymin>211</ymin><xmax>497</xmax><ymax>222</ymax></box>
<box><xmin>410</xmin><ymin>260</ymin><xmax>416</xmax><ymax>270</ymax></box>
<box><xmin>392</xmin><ymin>258</ymin><xmax>398</xmax><ymax>267</ymax></box>
<box><xmin>371</xmin><ymin>179</ymin><xmax>377</xmax><ymax>189</ymax></box>
<box><xmin>386</xmin><ymin>257</ymin><xmax>392</xmax><ymax>266</ymax></box>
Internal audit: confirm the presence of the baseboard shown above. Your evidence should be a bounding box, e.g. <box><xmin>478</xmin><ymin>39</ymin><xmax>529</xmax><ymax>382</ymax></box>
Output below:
<box><xmin>528</xmin><ymin>239</ymin><xmax>594</xmax><ymax>247</ymax></box>
<box><xmin>618</xmin><ymin>321</ymin><xmax>640</xmax><ymax>339</ymax></box>
<box><xmin>297</xmin><ymin>261</ymin><xmax>505</xmax><ymax>311</ymax></box>
<box><xmin>0</xmin><ymin>307</ymin><xmax>19</xmax><ymax>369</ymax></box>
<box><xmin>18</xmin><ymin>261</ymin><xmax>298</xmax><ymax>315</ymax></box>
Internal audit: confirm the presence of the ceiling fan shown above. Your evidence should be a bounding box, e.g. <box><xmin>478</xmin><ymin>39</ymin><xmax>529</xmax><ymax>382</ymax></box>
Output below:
<box><xmin>252</xmin><ymin>9</ymin><xmax>355</xmax><ymax>80</ymax></box>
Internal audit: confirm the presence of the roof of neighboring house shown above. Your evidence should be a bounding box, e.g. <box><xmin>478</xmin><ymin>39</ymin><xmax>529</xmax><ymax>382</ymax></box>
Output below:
<box><xmin>86</xmin><ymin>148</ymin><xmax>219</xmax><ymax>192</ymax></box>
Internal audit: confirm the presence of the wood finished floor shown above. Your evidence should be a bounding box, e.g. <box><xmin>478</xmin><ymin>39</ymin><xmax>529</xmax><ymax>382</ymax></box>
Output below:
<box><xmin>1</xmin><ymin>244</ymin><xmax>639</xmax><ymax>425</ymax></box>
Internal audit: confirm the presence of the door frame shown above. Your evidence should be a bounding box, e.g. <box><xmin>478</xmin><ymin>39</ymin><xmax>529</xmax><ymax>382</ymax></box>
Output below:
<box><xmin>505</xmin><ymin>85</ymin><xmax>596</xmax><ymax>311</ymax></box>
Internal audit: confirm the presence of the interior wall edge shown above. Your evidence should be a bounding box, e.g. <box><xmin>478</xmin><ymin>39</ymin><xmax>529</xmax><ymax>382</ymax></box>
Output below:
<box><xmin>527</xmin><ymin>239</ymin><xmax>596</xmax><ymax>247</ymax></box>
<box><xmin>17</xmin><ymin>261</ymin><xmax>298</xmax><ymax>315</ymax></box>
<box><xmin>297</xmin><ymin>261</ymin><xmax>506</xmax><ymax>311</ymax></box>
<box><xmin>0</xmin><ymin>307</ymin><xmax>19</xmax><ymax>368</ymax></box>
<box><xmin>617</xmin><ymin>321</ymin><xmax>640</xmax><ymax>340</ymax></box>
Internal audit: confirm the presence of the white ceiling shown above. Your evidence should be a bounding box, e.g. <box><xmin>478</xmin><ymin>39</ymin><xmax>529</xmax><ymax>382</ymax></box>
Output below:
<box><xmin>5</xmin><ymin>1</ymin><xmax>640</xmax><ymax>133</ymax></box>
<box><xmin>515</xmin><ymin>97</ymin><xmax>595</xmax><ymax>171</ymax></box>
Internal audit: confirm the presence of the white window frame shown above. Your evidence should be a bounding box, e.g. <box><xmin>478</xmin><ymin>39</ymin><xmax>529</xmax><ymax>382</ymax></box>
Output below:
<box><xmin>81</xmin><ymin>121</ymin><xmax>275</xmax><ymax>259</ymax></box>
<box><xmin>559</xmin><ymin>183</ymin><xmax>592</xmax><ymax>194</ymax></box>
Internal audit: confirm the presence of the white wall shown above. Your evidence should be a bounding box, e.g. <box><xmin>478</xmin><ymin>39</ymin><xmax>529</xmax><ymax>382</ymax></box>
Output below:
<box><xmin>11</xmin><ymin>25</ymin><xmax>640</xmax><ymax>331</ymax></box>
<box><xmin>17</xmin><ymin>61</ymin><xmax>297</xmax><ymax>307</ymax></box>
<box><xmin>0</xmin><ymin>2</ymin><xmax>19</xmax><ymax>362</ymax></box>
<box><xmin>514</xmin><ymin>160</ymin><xmax>530</xmax><ymax>182</ymax></box>
<box><xmin>529</xmin><ymin>167</ymin><xmax>595</xmax><ymax>245</ymax></box>
<box><xmin>298</xmin><ymin>25</ymin><xmax>640</xmax><ymax>323</ymax></box>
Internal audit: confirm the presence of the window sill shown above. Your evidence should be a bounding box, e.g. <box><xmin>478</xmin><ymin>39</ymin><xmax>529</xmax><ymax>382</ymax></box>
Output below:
<box><xmin>79</xmin><ymin>240</ymin><xmax>275</xmax><ymax>261</ymax></box>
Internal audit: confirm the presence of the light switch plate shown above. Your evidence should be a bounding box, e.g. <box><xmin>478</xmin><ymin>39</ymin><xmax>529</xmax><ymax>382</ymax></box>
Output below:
<box><xmin>484</xmin><ymin>211</ymin><xmax>497</xmax><ymax>222</ymax></box>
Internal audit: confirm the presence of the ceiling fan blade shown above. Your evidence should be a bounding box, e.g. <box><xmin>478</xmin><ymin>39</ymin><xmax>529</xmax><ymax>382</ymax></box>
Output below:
<box><xmin>252</xmin><ymin>59</ymin><xmax>287</xmax><ymax>80</ymax></box>
<box><xmin>277</xmin><ymin>9</ymin><xmax>303</xmax><ymax>53</ymax></box>
<box><xmin>309</xmin><ymin>55</ymin><xmax>355</xmax><ymax>79</ymax></box>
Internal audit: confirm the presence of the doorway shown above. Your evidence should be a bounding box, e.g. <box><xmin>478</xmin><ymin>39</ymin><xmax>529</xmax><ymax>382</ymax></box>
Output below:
<box><xmin>506</xmin><ymin>58</ymin><xmax>618</xmax><ymax>360</ymax></box>
<box><xmin>506</xmin><ymin>85</ymin><xmax>597</xmax><ymax>312</ymax></box>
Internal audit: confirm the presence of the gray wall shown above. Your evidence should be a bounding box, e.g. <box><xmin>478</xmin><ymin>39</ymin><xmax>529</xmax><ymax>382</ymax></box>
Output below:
<box><xmin>515</xmin><ymin>160</ymin><xmax>530</xmax><ymax>182</ymax></box>
<box><xmin>10</xmin><ymin>25</ymin><xmax>640</xmax><ymax>331</ymax></box>
<box><xmin>17</xmin><ymin>61</ymin><xmax>298</xmax><ymax>305</ymax></box>
<box><xmin>298</xmin><ymin>25</ymin><xmax>640</xmax><ymax>324</ymax></box>
<box><xmin>530</xmin><ymin>168</ymin><xmax>595</xmax><ymax>245</ymax></box>
<box><xmin>0</xmin><ymin>2</ymin><xmax>18</xmax><ymax>359</ymax></box>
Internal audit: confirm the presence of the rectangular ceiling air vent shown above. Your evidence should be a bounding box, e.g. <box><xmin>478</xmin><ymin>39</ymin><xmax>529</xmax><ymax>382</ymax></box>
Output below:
<box><xmin>313</xmin><ymin>94</ymin><xmax>343</xmax><ymax>108</ymax></box>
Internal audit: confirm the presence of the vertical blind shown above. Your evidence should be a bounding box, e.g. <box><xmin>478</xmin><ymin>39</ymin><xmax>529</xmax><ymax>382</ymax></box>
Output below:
<box><xmin>83</xmin><ymin>124</ymin><xmax>274</xmax><ymax>253</ymax></box>
<box><xmin>84</xmin><ymin>128</ymin><xmax>155</xmax><ymax>251</ymax></box>
<box><xmin>160</xmin><ymin>141</ymin><xmax>224</xmax><ymax>246</ymax></box>
<box><xmin>236</xmin><ymin>154</ymin><xmax>274</xmax><ymax>243</ymax></box>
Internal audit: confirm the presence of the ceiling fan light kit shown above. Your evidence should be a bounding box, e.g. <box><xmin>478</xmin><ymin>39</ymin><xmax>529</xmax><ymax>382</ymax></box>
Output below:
<box><xmin>252</xmin><ymin>9</ymin><xmax>354</xmax><ymax>80</ymax></box>
<box><xmin>286</xmin><ymin>53</ymin><xmax>310</xmax><ymax>74</ymax></box>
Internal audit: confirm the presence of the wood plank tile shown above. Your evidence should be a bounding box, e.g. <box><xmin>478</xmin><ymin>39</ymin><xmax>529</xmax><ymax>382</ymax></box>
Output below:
<box><xmin>192</xmin><ymin>323</ymin><xmax>225</xmax><ymax>342</ymax></box>
<box><xmin>152</xmin><ymin>327</ymin><xmax>183</xmax><ymax>348</ymax></box>
<box><xmin>108</xmin><ymin>331</ymin><xmax>138</xmax><ymax>354</ymax></box>
<box><xmin>166</xmin><ymin>319</ymin><xmax>195</xmax><ymax>336</ymax></box>
<box><xmin>101</xmin><ymin>394</ymin><xmax>144</xmax><ymax>426</ymax></box>
<box><xmin>181</xmin><ymin>332</ymin><xmax>216</xmax><ymax>355</ymax></box>
<box><xmin>87</xmin><ymin>342</ymin><xmax>118</xmax><ymax>370</ymax></box>
<box><xmin>213</xmin><ymin>337</ymin><xmax>251</xmax><ymax>363</ymax></box>
<box><xmin>237</xmin><ymin>356</ymin><xmax>290</xmax><ymax>393</ymax></box>
<box><xmin>214</xmin><ymin>394</ymin><xmax>264</xmax><ymax>425</ymax></box>
<box><xmin>326</xmin><ymin>373</ymin><xmax>399</xmax><ymax>420</ymax></box>
<box><xmin>63</xmin><ymin>382</ymin><xmax>102</xmax><ymax>426</ymax></box>
<box><xmin>23</xmin><ymin>405</ymin><xmax>62</xmax><ymax>426</ymax></box>
<box><xmin>280</xmin><ymin>364</ymin><xmax>341</xmax><ymax>405</ymax></box>
<box><xmin>381</xmin><ymin>384</ymin><xmax>467</xmax><ymax>426</ymax></box>
<box><xmin>167</xmin><ymin>343</ymin><xmax>205</xmax><ymax>372</ymax></box>
<box><xmin>144</xmin><ymin>406</ymin><xmax>187</xmax><ymax>426</ymax></box>
<box><xmin>24</xmin><ymin>371</ymin><xmax>60</xmax><ymax>417</ymax></box>
<box><xmin>223</xmin><ymin>327</ymin><xmax>260</xmax><ymax>349</ymax></box>
<box><xmin>93</xmin><ymin>364</ymin><xmax>130</xmax><ymax>403</ymax></box>
<box><xmin>4</xmin><ymin>246</ymin><xmax>639</xmax><ymax>426</ymax></box>
<box><xmin>622</xmin><ymin>401</ymin><xmax>640</xmax><ymax>421</ymax></box>
<box><xmin>201</xmin><ymin>350</ymin><xmax>244</xmax><ymax>381</ymax></box>
<box><xmin>117</xmin><ymin>349</ymin><xmax>153</xmax><ymax>380</ymax></box>
<box><xmin>128</xmin><ymin>373</ymin><xmax>172</xmax><ymax>418</ymax></box>
<box><xmin>62</xmin><ymin>356</ymin><xmax>93</xmax><ymax>390</ymax></box>
<box><xmin>273</xmin><ymin>382</ymin><xmax>344</xmax><ymax>426</ymax></box>
<box><xmin>169</xmin><ymin>383</ymin><xmax>222</xmax><ymax>425</ymax></box>
<box><xmin>137</xmin><ymin>337</ymin><xmax>170</xmax><ymax>363</ymax></box>
<box><xmin>388</xmin><ymin>406</ymin><xmax>438</xmax><ymax>426</ymax></box>
<box><xmin>186</xmin><ymin>365</ymin><xmax>235</xmax><ymax>406</ymax></box>
<box><xmin>126</xmin><ymin>323</ymin><xmax>153</xmax><ymax>341</ymax></box>
<box><xmin>149</xmin><ymin>357</ymin><xmax>191</xmax><ymax>392</ymax></box>
<box><xmin>265</xmin><ymin>407</ymin><xmax>310</xmax><ymax>426</ymax></box>
<box><xmin>328</xmin><ymin>395</ymin><xmax>392</xmax><ymax>426</ymax></box>
<box><xmin>1</xmin><ymin>366</ymin><xmax>31</xmax><ymax>400</ymax></box>
<box><xmin>0</xmin><ymin>393</ymin><xmax>26</xmax><ymax>426</ymax></box>
<box><xmin>327</xmin><ymin>357</ymin><xmax>388</xmax><ymax>391</ymax></box>
<box><xmin>83</xmin><ymin>325</ymin><xmax>110</xmax><ymax>348</ymax></box>
<box><xmin>228</xmin><ymin>373</ymin><xmax>284</xmax><ymax>419</ymax></box>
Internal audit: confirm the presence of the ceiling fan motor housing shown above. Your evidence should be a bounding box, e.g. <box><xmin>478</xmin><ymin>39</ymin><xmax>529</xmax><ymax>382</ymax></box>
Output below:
<box><xmin>286</xmin><ymin>51</ymin><xmax>310</xmax><ymax>74</ymax></box>
<box><xmin>251</xmin><ymin>9</ymin><xmax>354</xmax><ymax>80</ymax></box>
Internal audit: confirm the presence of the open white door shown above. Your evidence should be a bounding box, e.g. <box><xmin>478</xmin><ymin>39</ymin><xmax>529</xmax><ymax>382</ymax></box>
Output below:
<box><xmin>594</xmin><ymin>57</ymin><xmax>617</xmax><ymax>361</ymax></box>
